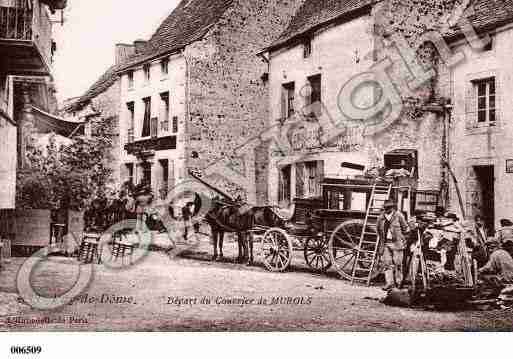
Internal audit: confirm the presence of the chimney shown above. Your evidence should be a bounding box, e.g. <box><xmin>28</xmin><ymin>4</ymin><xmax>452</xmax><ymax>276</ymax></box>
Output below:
<box><xmin>133</xmin><ymin>39</ymin><xmax>147</xmax><ymax>54</ymax></box>
<box><xmin>115</xmin><ymin>43</ymin><xmax>135</xmax><ymax>65</ymax></box>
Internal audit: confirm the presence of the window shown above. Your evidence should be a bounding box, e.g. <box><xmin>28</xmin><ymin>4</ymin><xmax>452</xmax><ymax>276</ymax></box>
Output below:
<box><xmin>142</xmin><ymin>97</ymin><xmax>151</xmax><ymax>137</ymax></box>
<box><xmin>476</xmin><ymin>78</ymin><xmax>496</xmax><ymax>124</ymax></box>
<box><xmin>281</xmin><ymin>82</ymin><xmax>295</xmax><ymax>119</ymax></box>
<box><xmin>278</xmin><ymin>165</ymin><xmax>291</xmax><ymax>204</ymax></box>
<box><xmin>303</xmin><ymin>38</ymin><xmax>312</xmax><ymax>58</ymax></box>
<box><xmin>172</xmin><ymin>116</ymin><xmax>179</xmax><ymax>133</ymax></box>
<box><xmin>161</xmin><ymin>58</ymin><xmax>169</xmax><ymax>76</ymax></box>
<box><xmin>160</xmin><ymin>92</ymin><xmax>170</xmax><ymax>132</ymax></box>
<box><xmin>143</xmin><ymin>64</ymin><xmax>151</xmax><ymax>83</ymax></box>
<box><xmin>295</xmin><ymin>161</ymin><xmax>321</xmax><ymax>199</ymax></box>
<box><xmin>126</xmin><ymin>163</ymin><xmax>134</xmax><ymax>185</ymax></box>
<box><xmin>128</xmin><ymin>71</ymin><xmax>134</xmax><ymax>89</ymax></box>
<box><xmin>305</xmin><ymin>161</ymin><xmax>321</xmax><ymax>197</ymax></box>
<box><xmin>307</xmin><ymin>74</ymin><xmax>322</xmax><ymax>118</ymax></box>
<box><xmin>150</xmin><ymin>117</ymin><xmax>158</xmax><ymax>138</ymax></box>
<box><xmin>127</xmin><ymin>102</ymin><xmax>135</xmax><ymax>142</ymax></box>
<box><xmin>308</xmin><ymin>74</ymin><xmax>321</xmax><ymax>105</ymax></box>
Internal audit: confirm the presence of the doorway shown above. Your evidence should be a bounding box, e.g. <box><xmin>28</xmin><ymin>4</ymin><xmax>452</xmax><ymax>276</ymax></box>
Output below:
<box><xmin>474</xmin><ymin>165</ymin><xmax>495</xmax><ymax>234</ymax></box>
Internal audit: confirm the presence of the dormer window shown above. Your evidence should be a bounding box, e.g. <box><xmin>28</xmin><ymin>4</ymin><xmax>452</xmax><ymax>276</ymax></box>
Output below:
<box><xmin>143</xmin><ymin>64</ymin><xmax>151</xmax><ymax>83</ymax></box>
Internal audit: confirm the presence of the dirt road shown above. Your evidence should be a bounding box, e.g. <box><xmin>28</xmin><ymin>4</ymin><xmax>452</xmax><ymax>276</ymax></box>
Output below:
<box><xmin>0</xmin><ymin>240</ymin><xmax>512</xmax><ymax>331</ymax></box>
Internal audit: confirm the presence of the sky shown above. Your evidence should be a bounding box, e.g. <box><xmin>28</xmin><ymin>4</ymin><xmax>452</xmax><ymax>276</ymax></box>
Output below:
<box><xmin>52</xmin><ymin>0</ymin><xmax>180</xmax><ymax>102</ymax></box>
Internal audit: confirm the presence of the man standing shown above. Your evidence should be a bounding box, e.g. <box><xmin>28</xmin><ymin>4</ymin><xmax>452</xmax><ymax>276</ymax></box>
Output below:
<box><xmin>471</xmin><ymin>215</ymin><xmax>489</xmax><ymax>267</ymax></box>
<box><xmin>377</xmin><ymin>199</ymin><xmax>410</xmax><ymax>291</ymax></box>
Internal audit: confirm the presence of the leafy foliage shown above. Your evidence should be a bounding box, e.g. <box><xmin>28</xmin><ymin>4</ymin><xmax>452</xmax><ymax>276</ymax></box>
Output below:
<box><xmin>17</xmin><ymin>119</ymin><xmax>114</xmax><ymax>211</ymax></box>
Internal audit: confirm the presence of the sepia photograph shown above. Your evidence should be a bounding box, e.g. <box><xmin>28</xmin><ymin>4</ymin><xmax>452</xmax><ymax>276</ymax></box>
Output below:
<box><xmin>1</xmin><ymin>0</ymin><xmax>513</xmax><ymax>347</ymax></box>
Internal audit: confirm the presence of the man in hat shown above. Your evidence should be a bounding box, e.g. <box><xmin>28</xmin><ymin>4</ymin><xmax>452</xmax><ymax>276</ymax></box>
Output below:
<box><xmin>377</xmin><ymin>199</ymin><xmax>410</xmax><ymax>290</ymax></box>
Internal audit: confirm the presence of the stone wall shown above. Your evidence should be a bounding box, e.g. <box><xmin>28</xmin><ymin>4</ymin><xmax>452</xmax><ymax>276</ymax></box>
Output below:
<box><xmin>185</xmin><ymin>0</ymin><xmax>304</xmax><ymax>204</ymax></box>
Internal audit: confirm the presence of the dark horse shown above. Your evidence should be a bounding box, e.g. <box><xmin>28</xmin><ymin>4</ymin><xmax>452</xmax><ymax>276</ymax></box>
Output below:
<box><xmin>205</xmin><ymin>198</ymin><xmax>284</xmax><ymax>263</ymax></box>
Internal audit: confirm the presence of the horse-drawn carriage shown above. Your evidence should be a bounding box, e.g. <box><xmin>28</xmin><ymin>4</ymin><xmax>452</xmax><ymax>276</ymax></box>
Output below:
<box><xmin>254</xmin><ymin>176</ymin><xmax>431</xmax><ymax>284</ymax></box>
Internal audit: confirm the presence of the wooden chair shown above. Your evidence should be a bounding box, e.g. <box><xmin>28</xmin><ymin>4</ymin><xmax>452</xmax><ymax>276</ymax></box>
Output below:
<box><xmin>79</xmin><ymin>233</ymin><xmax>102</xmax><ymax>264</ymax></box>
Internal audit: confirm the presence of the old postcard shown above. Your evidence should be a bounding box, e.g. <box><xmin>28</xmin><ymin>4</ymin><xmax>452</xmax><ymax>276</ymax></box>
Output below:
<box><xmin>1</xmin><ymin>0</ymin><xmax>513</xmax><ymax>343</ymax></box>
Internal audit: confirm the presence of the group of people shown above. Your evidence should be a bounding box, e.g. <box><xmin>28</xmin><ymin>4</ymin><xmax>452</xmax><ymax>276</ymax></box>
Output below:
<box><xmin>376</xmin><ymin>199</ymin><xmax>513</xmax><ymax>291</ymax></box>
<box><xmin>83</xmin><ymin>181</ymin><xmax>170</xmax><ymax>236</ymax></box>
<box><xmin>83</xmin><ymin>181</ymin><xmax>203</xmax><ymax>248</ymax></box>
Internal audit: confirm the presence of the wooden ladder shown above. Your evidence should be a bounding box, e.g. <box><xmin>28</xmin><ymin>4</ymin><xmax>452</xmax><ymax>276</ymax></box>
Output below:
<box><xmin>351</xmin><ymin>182</ymin><xmax>392</xmax><ymax>286</ymax></box>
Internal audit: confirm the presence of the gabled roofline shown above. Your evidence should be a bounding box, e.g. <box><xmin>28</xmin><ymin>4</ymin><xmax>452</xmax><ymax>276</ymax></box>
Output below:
<box><xmin>117</xmin><ymin>48</ymin><xmax>184</xmax><ymax>74</ymax></box>
<box><xmin>264</xmin><ymin>2</ymin><xmax>375</xmax><ymax>54</ymax></box>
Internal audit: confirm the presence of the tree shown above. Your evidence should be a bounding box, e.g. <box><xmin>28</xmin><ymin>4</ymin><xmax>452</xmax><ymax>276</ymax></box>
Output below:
<box><xmin>17</xmin><ymin>119</ymin><xmax>114</xmax><ymax>211</ymax></box>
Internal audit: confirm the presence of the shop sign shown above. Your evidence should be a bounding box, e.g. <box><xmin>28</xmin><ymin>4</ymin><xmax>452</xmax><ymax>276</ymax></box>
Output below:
<box><xmin>289</xmin><ymin>122</ymin><xmax>322</xmax><ymax>151</ymax></box>
<box><xmin>336</xmin><ymin>125</ymin><xmax>363</xmax><ymax>152</ymax></box>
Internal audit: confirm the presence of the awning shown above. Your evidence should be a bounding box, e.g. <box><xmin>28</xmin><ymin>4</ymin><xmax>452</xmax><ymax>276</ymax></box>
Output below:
<box><xmin>30</xmin><ymin>106</ymin><xmax>84</xmax><ymax>137</ymax></box>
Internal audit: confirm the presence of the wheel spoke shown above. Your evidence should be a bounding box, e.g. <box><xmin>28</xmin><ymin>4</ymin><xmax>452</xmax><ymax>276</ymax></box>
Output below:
<box><xmin>319</xmin><ymin>256</ymin><xmax>326</xmax><ymax>269</ymax></box>
<box><xmin>342</xmin><ymin>254</ymin><xmax>356</xmax><ymax>270</ymax></box>
<box><xmin>332</xmin><ymin>233</ymin><xmax>357</xmax><ymax>250</ymax></box>
<box><xmin>276</xmin><ymin>253</ymin><xmax>284</xmax><ymax>268</ymax></box>
<box><xmin>334</xmin><ymin>250</ymin><xmax>354</xmax><ymax>261</ymax></box>
<box><xmin>321</xmin><ymin>252</ymin><xmax>330</xmax><ymax>265</ymax></box>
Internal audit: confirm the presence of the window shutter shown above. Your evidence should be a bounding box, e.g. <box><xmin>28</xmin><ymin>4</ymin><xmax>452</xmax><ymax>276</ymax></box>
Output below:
<box><xmin>280</xmin><ymin>88</ymin><xmax>287</xmax><ymax>121</ymax></box>
<box><xmin>316</xmin><ymin>160</ymin><xmax>324</xmax><ymax>196</ymax></box>
<box><xmin>142</xmin><ymin>98</ymin><xmax>151</xmax><ymax>137</ymax></box>
<box><xmin>465</xmin><ymin>83</ymin><xmax>477</xmax><ymax>129</ymax></box>
<box><xmin>296</xmin><ymin>163</ymin><xmax>305</xmax><ymax>199</ymax></box>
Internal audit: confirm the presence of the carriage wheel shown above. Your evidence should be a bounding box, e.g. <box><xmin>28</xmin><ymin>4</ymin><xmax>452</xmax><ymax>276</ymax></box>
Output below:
<box><xmin>328</xmin><ymin>219</ymin><xmax>382</xmax><ymax>281</ymax></box>
<box><xmin>304</xmin><ymin>236</ymin><xmax>331</xmax><ymax>272</ymax></box>
<box><xmin>261</xmin><ymin>228</ymin><xmax>293</xmax><ymax>272</ymax></box>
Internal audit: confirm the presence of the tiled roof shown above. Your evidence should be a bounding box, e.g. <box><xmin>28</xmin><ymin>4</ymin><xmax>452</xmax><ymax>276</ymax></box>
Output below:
<box><xmin>118</xmin><ymin>0</ymin><xmax>234</xmax><ymax>71</ymax></box>
<box><xmin>66</xmin><ymin>0</ymin><xmax>234</xmax><ymax>111</ymax></box>
<box><xmin>268</xmin><ymin>0</ymin><xmax>375</xmax><ymax>51</ymax></box>
<box><xmin>268</xmin><ymin>0</ymin><xmax>513</xmax><ymax>51</ymax></box>
<box><xmin>446</xmin><ymin>0</ymin><xmax>513</xmax><ymax>39</ymax></box>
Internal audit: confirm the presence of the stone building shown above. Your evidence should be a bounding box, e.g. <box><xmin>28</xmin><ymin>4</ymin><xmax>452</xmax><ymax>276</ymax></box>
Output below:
<box><xmin>442</xmin><ymin>0</ymin><xmax>513</xmax><ymax>232</ymax></box>
<box><xmin>261</xmin><ymin>0</ymin><xmax>449</xmax><ymax>207</ymax></box>
<box><xmin>261</xmin><ymin>0</ymin><xmax>513</xmax><ymax>231</ymax></box>
<box><xmin>113</xmin><ymin>0</ymin><xmax>305</xmax><ymax>204</ymax></box>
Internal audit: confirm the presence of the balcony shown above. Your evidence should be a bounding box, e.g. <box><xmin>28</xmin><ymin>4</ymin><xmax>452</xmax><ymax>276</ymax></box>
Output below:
<box><xmin>0</xmin><ymin>0</ymin><xmax>56</xmax><ymax>75</ymax></box>
<box><xmin>124</xmin><ymin>135</ymin><xmax>177</xmax><ymax>156</ymax></box>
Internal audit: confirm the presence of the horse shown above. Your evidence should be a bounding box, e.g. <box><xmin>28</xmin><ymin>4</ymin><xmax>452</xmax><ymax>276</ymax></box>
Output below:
<box><xmin>205</xmin><ymin>198</ymin><xmax>284</xmax><ymax>263</ymax></box>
